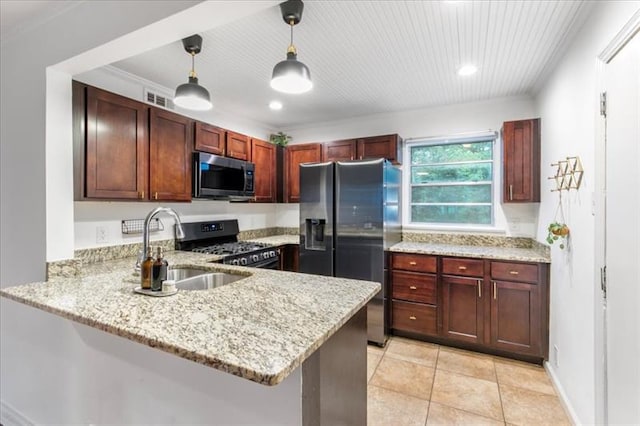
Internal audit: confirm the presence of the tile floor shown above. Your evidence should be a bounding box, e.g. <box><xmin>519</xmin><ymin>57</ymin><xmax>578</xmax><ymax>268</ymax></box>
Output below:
<box><xmin>367</xmin><ymin>336</ymin><xmax>571</xmax><ymax>426</ymax></box>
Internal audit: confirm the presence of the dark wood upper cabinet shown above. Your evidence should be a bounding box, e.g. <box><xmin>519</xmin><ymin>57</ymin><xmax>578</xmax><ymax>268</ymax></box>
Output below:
<box><xmin>250</xmin><ymin>138</ymin><xmax>276</xmax><ymax>203</ymax></box>
<box><xmin>357</xmin><ymin>134</ymin><xmax>402</xmax><ymax>164</ymax></box>
<box><xmin>285</xmin><ymin>143</ymin><xmax>323</xmax><ymax>203</ymax></box>
<box><xmin>502</xmin><ymin>118</ymin><xmax>540</xmax><ymax>202</ymax></box>
<box><xmin>226</xmin><ymin>131</ymin><xmax>250</xmax><ymax>161</ymax></box>
<box><xmin>149</xmin><ymin>107</ymin><xmax>192</xmax><ymax>201</ymax></box>
<box><xmin>194</xmin><ymin>121</ymin><xmax>225</xmax><ymax>155</ymax></box>
<box><xmin>323</xmin><ymin>139</ymin><xmax>357</xmax><ymax>161</ymax></box>
<box><xmin>83</xmin><ymin>85</ymin><xmax>148</xmax><ymax>200</ymax></box>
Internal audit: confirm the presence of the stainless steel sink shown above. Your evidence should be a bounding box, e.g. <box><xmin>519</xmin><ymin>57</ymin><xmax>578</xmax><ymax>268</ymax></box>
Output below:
<box><xmin>166</xmin><ymin>268</ymin><xmax>209</xmax><ymax>281</ymax></box>
<box><xmin>175</xmin><ymin>272</ymin><xmax>245</xmax><ymax>291</ymax></box>
<box><xmin>166</xmin><ymin>267</ymin><xmax>245</xmax><ymax>291</ymax></box>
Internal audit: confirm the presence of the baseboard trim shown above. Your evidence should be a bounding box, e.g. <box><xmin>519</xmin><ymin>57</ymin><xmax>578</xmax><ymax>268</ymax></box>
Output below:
<box><xmin>0</xmin><ymin>400</ymin><xmax>33</xmax><ymax>426</ymax></box>
<box><xmin>544</xmin><ymin>362</ymin><xmax>581</xmax><ymax>425</ymax></box>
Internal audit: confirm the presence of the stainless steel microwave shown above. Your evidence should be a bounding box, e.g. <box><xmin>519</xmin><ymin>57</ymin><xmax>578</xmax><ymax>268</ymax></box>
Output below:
<box><xmin>192</xmin><ymin>152</ymin><xmax>255</xmax><ymax>200</ymax></box>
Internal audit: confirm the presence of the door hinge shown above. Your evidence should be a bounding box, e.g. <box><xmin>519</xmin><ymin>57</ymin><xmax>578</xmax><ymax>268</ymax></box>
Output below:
<box><xmin>600</xmin><ymin>92</ymin><xmax>607</xmax><ymax>117</ymax></box>
<box><xmin>600</xmin><ymin>266</ymin><xmax>607</xmax><ymax>299</ymax></box>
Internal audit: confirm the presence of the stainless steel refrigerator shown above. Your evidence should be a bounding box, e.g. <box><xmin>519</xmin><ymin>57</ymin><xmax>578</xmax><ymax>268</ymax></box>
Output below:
<box><xmin>299</xmin><ymin>158</ymin><xmax>401</xmax><ymax>346</ymax></box>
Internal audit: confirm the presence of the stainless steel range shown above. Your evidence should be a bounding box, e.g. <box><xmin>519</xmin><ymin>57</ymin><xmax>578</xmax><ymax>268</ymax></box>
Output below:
<box><xmin>176</xmin><ymin>220</ymin><xmax>279</xmax><ymax>269</ymax></box>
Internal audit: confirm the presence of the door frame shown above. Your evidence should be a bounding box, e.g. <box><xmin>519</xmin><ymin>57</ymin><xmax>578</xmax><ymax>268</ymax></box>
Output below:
<box><xmin>593</xmin><ymin>10</ymin><xmax>640</xmax><ymax>425</ymax></box>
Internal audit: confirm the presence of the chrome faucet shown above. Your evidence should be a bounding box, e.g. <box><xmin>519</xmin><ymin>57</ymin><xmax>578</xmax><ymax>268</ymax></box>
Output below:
<box><xmin>136</xmin><ymin>207</ymin><xmax>185</xmax><ymax>270</ymax></box>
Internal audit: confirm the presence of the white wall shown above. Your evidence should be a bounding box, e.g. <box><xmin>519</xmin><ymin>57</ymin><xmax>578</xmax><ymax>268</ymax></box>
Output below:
<box><xmin>281</xmin><ymin>96</ymin><xmax>539</xmax><ymax>235</ymax></box>
<box><xmin>534</xmin><ymin>1</ymin><xmax>640</xmax><ymax>424</ymax></box>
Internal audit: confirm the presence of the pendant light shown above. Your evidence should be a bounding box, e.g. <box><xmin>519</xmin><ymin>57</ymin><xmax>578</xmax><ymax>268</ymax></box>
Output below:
<box><xmin>271</xmin><ymin>0</ymin><xmax>313</xmax><ymax>94</ymax></box>
<box><xmin>174</xmin><ymin>34</ymin><xmax>212</xmax><ymax>111</ymax></box>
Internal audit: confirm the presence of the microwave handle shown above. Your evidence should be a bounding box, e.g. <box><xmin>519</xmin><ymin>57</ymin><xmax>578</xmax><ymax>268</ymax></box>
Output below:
<box><xmin>242</xmin><ymin>165</ymin><xmax>248</xmax><ymax>192</ymax></box>
<box><xmin>193</xmin><ymin>157</ymin><xmax>201</xmax><ymax>197</ymax></box>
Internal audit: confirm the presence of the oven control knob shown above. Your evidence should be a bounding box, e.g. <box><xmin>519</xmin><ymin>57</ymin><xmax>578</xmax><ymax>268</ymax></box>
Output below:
<box><xmin>252</xmin><ymin>254</ymin><xmax>259</xmax><ymax>262</ymax></box>
<box><xmin>240</xmin><ymin>258</ymin><xmax>248</xmax><ymax>266</ymax></box>
<box><xmin>231</xmin><ymin>259</ymin><xmax>239</xmax><ymax>266</ymax></box>
<box><xmin>270</xmin><ymin>250</ymin><xmax>276</xmax><ymax>258</ymax></box>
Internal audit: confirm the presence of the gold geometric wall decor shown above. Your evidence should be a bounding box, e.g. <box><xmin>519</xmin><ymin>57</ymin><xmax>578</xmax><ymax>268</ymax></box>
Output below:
<box><xmin>548</xmin><ymin>156</ymin><xmax>584</xmax><ymax>192</ymax></box>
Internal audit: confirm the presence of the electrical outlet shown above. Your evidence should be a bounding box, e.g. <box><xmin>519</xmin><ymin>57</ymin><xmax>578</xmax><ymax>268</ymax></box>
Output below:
<box><xmin>96</xmin><ymin>226</ymin><xmax>109</xmax><ymax>244</ymax></box>
<box><xmin>554</xmin><ymin>344</ymin><xmax>560</xmax><ymax>367</ymax></box>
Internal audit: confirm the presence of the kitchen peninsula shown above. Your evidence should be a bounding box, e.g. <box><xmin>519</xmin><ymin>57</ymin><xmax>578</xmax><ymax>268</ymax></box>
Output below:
<box><xmin>0</xmin><ymin>251</ymin><xmax>378</xmax><ymax>424</ymax></box>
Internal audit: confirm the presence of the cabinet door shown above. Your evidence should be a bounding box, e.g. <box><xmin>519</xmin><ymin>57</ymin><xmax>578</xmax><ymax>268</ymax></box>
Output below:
<box><xmin>149</xmin><ymin>107</ymin><xmax>192</xmax><ymax>201</ymax></box>
<box><xmin>490</xmin><ymin>280</ymin><xmax>541</xmax><ymax>355</ymax></box>
<box><xmin>356</xmin><ymin>134</ymin><xmax>401</xmax><ymax>164</ymax></box>
<box><xmin>85</xmin><ymin>86</ymin><xmax>148</xmax><ymax>199</ymax></box>
<box><xmin>227</xmin><ymin>131</ymin><xmax>250</xmax><ymax>160</ymax></box>
<box><xmin>281</xmin><ymin>244</ymin><xmax>299</xmax><ymax>272</ymax></box>
<box><xmin>285</xmin><ymin>143</ymin><xmax>323</xmax><ymax>203</ymax></box>
<box><xmin>323</xmin><ymin>139</ymin><xmax>357</xmax><ymax>161</ymax></box>
<box><xmin>503</xmin><ymin>118</ymin><xmax>540</xmax><ymax>202</ymax></box>
<box><xmin>194</xmin><ymin>121</ymin><xmax>225</xmax><ymax>155</ymax></box>
<box><xmin>250</xmin><ymin>138</ymin><xmax>276</xmax><ymax>203</ymax></box>
<box><xmin>442</xmin><ymin>276</ymin><xmax>484</xmax><ymax>344</ymax></box>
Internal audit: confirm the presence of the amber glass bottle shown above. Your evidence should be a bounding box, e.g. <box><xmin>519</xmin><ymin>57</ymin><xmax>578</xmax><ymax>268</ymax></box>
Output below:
<box><xmin>152</xmin><ymin>247</ymin><xmax>168</xmax><ymax>291</ymax></box>
<box><xmin>141</xmin><ymin>247</ymin><xmax>154</xmax><ymax>289</ymax></box>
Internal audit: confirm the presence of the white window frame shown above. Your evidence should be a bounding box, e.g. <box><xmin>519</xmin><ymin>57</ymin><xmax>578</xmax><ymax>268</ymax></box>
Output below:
<box><xmin>402</xmin><ymin>130</ymin><xmax>501</xmax><ymax>231</ymax></box>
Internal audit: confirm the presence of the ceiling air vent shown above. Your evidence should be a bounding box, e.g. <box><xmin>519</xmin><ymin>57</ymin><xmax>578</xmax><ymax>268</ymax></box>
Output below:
<box><xmin>144</xmin><ymin>88</ymin><xmax>174</xmax><ymax>110</ymax></box>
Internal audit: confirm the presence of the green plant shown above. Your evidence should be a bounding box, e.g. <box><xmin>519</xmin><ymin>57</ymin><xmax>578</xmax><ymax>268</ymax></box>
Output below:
<box><xmin>547</xmin><ymin>222</ymin><xmax>570</xmax><ymax>249</ymax></box>
<box><xmin>269</xmin><ymin>132</ymin><xmax>291</xmax><ymax>147</ymax></box>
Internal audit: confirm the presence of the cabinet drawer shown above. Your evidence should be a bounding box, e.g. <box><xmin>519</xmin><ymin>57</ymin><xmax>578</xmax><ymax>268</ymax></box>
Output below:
<box><xmin>442</xmin><ymin>257</ymin><xmax>484</xmax><ymax>277</ymax></box>
<box><xmin>392</xmin><ymin>301</ymin><xmax>437</xmax><ymax>335</ymax></box>
<box><xmin>491</xmin><ymin>261</ymin><xmax>538</xmax><ymax>283</ymax></box>
<box><xmin>392</xmin><ymin>253</ymin><xmax>437</xmax><ymax>273</ymax></box>
<box><xmin>392</xmin><ymin>271</ymin><xmax>436</xmax><ymax>304</ymax></box>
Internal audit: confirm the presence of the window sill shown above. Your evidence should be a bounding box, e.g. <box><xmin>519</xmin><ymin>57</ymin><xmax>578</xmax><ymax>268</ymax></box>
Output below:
<box><xmin>402</xmin><ymin>224</ymin><xmax>507</xmax><ymax>234</ymax></box>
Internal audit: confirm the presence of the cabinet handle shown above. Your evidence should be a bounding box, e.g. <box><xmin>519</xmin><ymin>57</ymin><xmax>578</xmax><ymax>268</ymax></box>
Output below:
<box><xmin>477</xmin><ymin>280</ymin><xmax>482</xmax><ymax>298</ymax></box>
<box><xmin>409</xmin><ymin>286</ymin><xmax>417</xmax><ymax>290</ymax></box>
<box><xmin>409</xmin><ymin>261</ymin><xmax>417</xmax><ymax>266</ymax></box>
<box><xmin>359</xmin><ymin>155</ymin><xmax>363</xmax><ymax>160</ymax></box>
<box><xmin>509</xmin><ymin>184</ymin><xmax>513</xmax><ymax>201</ymax></box>
<box><xmin>153</xmin><ymin>192</ymin><xmax>158</xmax><ymax>200</ymax></box>
<box><xmin>409</xmin><ymin>316</ymin><xmax>417</xmax><ymax>321</ymax></box>
<box><xmin>458</xmin><ymin>266</ymin><xmax>467</xmax><ymax>270</ymax></box>
<box><xmin>509</xmin><ymin>270</ymin><xmax>519</xmax><ymax>275</ymax></box>
<box><xmin>493</xmin><ymin>281</ymin><xmax>497</xmax><ymax>300</ymax></box>
<box><xmin>139</xmin><ymin>191</ymin><xmax>145</xmax><ymax>199</ymax></box>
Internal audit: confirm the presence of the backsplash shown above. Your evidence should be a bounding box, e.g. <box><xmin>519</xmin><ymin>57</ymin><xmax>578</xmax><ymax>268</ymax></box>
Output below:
<box><xmin>401</xmin><ymin>232</ymin><xmax>533</xmax><ymax>248</ymax></box>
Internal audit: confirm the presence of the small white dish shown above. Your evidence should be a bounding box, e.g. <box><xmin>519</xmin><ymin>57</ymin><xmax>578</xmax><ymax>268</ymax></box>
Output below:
<box><xmin>133</xmin><ymin>287</ymin><xmax>178</xmax><ymax>297</ymax></box>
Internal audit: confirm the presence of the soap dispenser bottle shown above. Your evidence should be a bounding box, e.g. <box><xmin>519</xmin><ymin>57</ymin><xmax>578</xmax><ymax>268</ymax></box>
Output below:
<box><xmin>152</xmin><ymin>247</ymin><xmax>168</xmax><ymax>291</ymax></box>
<box><xmin>141</xmin><ymin>246</ymin><xmax>154</xmax><ymax>289</ymax></box>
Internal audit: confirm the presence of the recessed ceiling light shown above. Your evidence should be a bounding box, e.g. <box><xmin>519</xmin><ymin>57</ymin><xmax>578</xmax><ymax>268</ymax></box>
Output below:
<box><xmin>269</xmin><ymin>100</ymin><xmax>283</xmax><ymax>111</ymax></box>
<box><xmin>457</xmin><ymin>64</ymin><xmax>478</xmax><ymax>76</ymax></box>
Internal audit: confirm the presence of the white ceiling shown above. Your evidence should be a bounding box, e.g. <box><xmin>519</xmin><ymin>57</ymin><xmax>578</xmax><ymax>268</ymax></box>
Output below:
<box><xmin>0</xmin><ymin>0</ymin><xmax>80</xmax><ymax>43</ymax></box>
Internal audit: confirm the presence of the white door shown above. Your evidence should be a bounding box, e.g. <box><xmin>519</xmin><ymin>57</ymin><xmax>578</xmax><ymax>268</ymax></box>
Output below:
<box><xmin>603</xmin><ymin>31</ymin><xmax>640</xmax><ymax>424</ymax></box>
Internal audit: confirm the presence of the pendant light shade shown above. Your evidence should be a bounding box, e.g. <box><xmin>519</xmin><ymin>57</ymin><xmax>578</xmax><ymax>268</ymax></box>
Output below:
<box><xmin>271</xmin><ymin>0</ymin><xmax>312</xmax><ymax>94</ymax></box>
<box><xmin>174</xmin><ymin>34</ymin><xmax>212</xmax><ymax>111</ymax></box>
<box><xmin>271</xmin><ymin>52</ymin><xmax>313</xmax><ymax>94</ymax></box>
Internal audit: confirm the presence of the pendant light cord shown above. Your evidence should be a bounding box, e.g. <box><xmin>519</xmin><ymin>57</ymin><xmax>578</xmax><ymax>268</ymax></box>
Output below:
<box><xmin>287</xmin><ymin>20</ymin><xmax>297</xmax><ymax>54</ymax></box>
<box><xmin>189</xmin><ymin>52</ymin><xmax>196</xmax><ymax>78</ymax></box>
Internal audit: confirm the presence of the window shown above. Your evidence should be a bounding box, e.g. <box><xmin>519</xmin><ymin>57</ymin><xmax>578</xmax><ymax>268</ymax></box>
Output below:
<box><xmin>407</xmin><ymin>134</ymin><xmax>495</xmax><ymax>226</ymax></box>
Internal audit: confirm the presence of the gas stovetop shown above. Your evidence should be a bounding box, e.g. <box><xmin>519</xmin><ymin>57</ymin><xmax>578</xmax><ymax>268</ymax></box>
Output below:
<box><xmin>175</xmin><ymin>220</ymin><xmax>280</xmax><ymax>268</ymax></box>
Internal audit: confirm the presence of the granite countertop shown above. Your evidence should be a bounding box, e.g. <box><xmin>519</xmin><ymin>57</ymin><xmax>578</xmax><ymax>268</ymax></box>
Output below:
<box><xmin>0</xmin><ymin>251</ymin><xmax>379</xmax><ymax>386</ymax></box>
<box><xmin>390</xmin><ymin>241</ymin><xmax>550</xmax><ymax>263</ymax></box>
<box><xmin>243</xmin><ymin>235</ymin><xmax>299</xmax><ymax>246</ymax></box>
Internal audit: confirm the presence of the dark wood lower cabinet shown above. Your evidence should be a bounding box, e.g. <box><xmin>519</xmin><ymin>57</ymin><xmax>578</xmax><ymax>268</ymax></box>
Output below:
<box><xmin>491</xmin><ymin>280</ymin><xmax>541</xmax><ymax>355</ymax></box>
<box><xmin>391</xmin><ymin>253</ymin><xmax>549</xmax><ymax>361</ymax></box>
<box><xmin>441</xmin><ymin>276</ymin><xmax>484</xmax><ymax>345</ymax></box>
<box><xmin>280</xmin><ymin>244</ymin><xmax>299</xmax><ymax>272</ymax></box>
<box><xmin>392</xmin><ymin>301</ymin><xmax>437</xmax><ymax>335</ymax></box>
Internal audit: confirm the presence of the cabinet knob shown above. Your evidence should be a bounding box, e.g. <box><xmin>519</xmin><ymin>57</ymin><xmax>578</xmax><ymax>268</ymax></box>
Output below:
<box><xmin>153</xmin><ymin>192</ymin><xmax>158</xmax><ymax>200</ymax></box>
<box><xmin>409</xmin><ymin>286</ymin><xmax>417</xmax><ymax>290</ymax></box>
<box><xmin>458</xmin><ymin>266</ymin><xmax>467</xmax><ymax>270</ymax></box>
<box><xmin>139</xmin><ymin>191</ymin><xmax>145</xmax><ymax>199</ymax></box>
<box><xmin>509</xmin><ymin>270</ymin><xmax>519</xmax><ymax>275</ymax></box>
<box><xmin>409</xmin><ymin>261</ymin><xmax>417</xmax><ymax>266</ymax></box>
<box><xmin>409</xmin><ymin>316</ymin><xmax>417</xmax><ymax>321</ymax></box>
